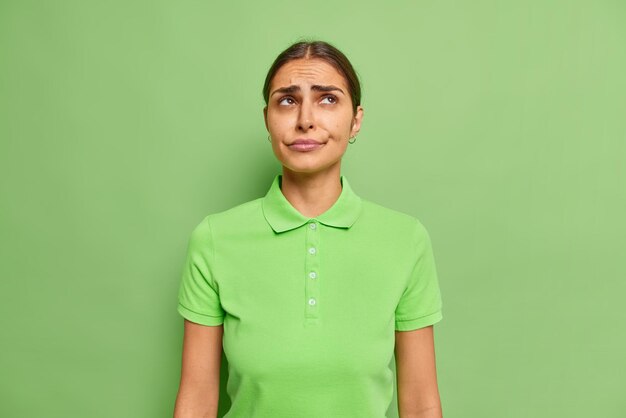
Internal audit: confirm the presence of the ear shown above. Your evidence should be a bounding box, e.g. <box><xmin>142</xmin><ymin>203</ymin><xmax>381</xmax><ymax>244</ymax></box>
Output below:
<box><xmin>263</xmin><ymin>106</ymin><xmax>269</xmax><ymax>131</ymax></box>
<box><xmin>350</xmin><ymin>105</ymin><xmax>364</xmax><ymax>138</ymax></box>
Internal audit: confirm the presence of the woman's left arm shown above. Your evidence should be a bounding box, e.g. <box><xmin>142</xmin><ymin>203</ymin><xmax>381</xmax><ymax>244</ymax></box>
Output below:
<box><xmin>394</xmin><ymin>325</ymin><xmax>443</xmax><ymax>418</ymax></box>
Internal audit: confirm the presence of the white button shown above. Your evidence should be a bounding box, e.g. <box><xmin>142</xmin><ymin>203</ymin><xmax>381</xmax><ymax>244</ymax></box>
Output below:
<box><xmin>308</xmin><ymin>247</ymin><xmax>316</xmax><ymax>255</ymax></box>
<box><xmin>308</xmin><ymin>298</ymin><xmax>316</xmax><ymax>306</ymax></box>
<box><xmin>309</xmin><ymin>271</ymin><xmax>317</xmax><ymax>279</ymax></box>
<box><xmin>309</xmin><ymin>222</ymin><xmax>317</xmax><ymax>230</ymax></box>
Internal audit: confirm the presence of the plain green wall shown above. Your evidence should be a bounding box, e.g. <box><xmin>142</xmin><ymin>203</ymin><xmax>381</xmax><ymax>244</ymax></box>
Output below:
<box><xmin>1</xmin><ymin>1</ymin><xmax>625</xmax><ymax>417</ymax></box>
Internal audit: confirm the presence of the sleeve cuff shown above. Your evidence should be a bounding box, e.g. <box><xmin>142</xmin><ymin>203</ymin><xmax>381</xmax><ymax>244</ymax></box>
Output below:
<box><xmin>177</xmin><ymin>302</ymin><xmax>224</xmax><ymax>326</ymax></box>
<box><xmin>395</xmin><ymin>310</ymin><xmax>442</xmax><ymax>331</ymax></box>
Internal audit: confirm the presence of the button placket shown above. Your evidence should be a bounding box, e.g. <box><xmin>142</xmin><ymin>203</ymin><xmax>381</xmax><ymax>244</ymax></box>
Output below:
<box><xmin>305</xmin><ymin>220</ymin><xmax>320</xmax><ymax>320</ymax></box>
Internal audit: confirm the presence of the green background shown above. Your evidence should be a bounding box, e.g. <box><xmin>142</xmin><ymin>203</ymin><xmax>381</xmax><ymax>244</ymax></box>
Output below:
<box><xmin>1</xmin><ymin>1</ymin><xmax>625</xmax><ymax>417</ymax></box>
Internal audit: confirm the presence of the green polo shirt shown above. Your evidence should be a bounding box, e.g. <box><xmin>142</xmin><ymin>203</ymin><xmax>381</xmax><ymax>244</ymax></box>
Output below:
<box><xmin>177</xmin><ymin>174</ymin><xmax>443</xmax><ymax>418</ymax></box>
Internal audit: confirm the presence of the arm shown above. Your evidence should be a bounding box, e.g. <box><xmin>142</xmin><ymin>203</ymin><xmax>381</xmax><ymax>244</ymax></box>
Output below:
<box><xmin>173</xmin><ymin>319</ymin><xmax>223</xmax><ymax>418</ymax></box>
<box><xmin>395</xmin><ymin>325</ymin><xmax>443</xmax><ymax>418</ymax></box>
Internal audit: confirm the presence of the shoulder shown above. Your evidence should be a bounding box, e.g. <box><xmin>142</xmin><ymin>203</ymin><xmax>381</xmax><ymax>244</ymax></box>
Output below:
<box><xmin>361</xmin><ymin>198</ymin><xmax>428</xmax><ymax>230</ymax></box>
<box><xmin>359</xmin><ymin>198</ymin><xmax>432</xmax><ymax>244</ymax></box>
<box><xmin>191</xmin><ymin>197</ymin><xmax>265</xmax><ymax>236</ymax></box>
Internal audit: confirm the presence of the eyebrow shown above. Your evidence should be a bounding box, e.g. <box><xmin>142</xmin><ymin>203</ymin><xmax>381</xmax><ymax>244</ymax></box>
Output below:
<box><xmin>270</xmin><ymin>84</ymin><xmax>345</xmax><ymax>97</ymax></box>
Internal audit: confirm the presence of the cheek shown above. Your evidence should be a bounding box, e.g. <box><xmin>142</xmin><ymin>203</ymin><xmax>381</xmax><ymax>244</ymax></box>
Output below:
<box><xmin>266</xmin><ymin>119</ymin><xmax>283</xmax><ymax>136</ymax></box>
<box><xmin>317</xmin><ymin>112</ymin><xmax>347</xmax><ymax>130</ymax></box>
<box><xmin>329</xmin><ymin>115</ymin><xmax>353</xmax><ymax>135</ymax></box>
<box><xmin>267</xmin><ymin>113</ymin><xmax>292</xmax><ymax>133</ymax></box>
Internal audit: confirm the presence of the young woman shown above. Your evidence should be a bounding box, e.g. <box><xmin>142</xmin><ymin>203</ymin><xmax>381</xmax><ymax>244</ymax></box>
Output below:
<box><xmin>174</xmin><ymin>40</ymin><xmax>444</xmax><ymax>418</ymax></box>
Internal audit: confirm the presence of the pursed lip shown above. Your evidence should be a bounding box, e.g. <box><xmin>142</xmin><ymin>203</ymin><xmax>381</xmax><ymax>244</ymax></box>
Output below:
<box><xmin>287</xmin><ymin>138</ymin><xmax>326</xmax><ymax>152</ymax></box>
<box><xmin>289</xmin><ymin>139</ymin><xmax>323</xmax><ymax>145</ymax></box>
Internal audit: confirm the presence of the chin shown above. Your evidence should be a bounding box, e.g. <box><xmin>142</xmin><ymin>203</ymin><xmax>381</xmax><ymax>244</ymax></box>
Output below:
<box><xmin>281</xmin><ymin>160</ymin><xmax>342</xmax><ymax>175</ymax></box>
<box><xmin>283</xmin><ymin>165</ymin><xmax>324</xmax><ymax>174</ymax></box>
<box><xmin>274</xmin><ymin>150</ymin><xmax>345</xmax><ymax>173</ymax></box>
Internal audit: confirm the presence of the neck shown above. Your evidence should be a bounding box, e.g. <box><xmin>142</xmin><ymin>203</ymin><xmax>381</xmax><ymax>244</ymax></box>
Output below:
<box><xmin>280</xmin><ymin>165</ymin><xmax>343</xmax><ymax>218</ymax></box>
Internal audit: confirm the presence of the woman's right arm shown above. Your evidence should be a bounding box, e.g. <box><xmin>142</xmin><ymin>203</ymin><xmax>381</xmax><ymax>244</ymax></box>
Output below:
<box><xmin>173</xmin><ymin>319</ymin><xmax>224</xmax><ymax>418</ymax></box>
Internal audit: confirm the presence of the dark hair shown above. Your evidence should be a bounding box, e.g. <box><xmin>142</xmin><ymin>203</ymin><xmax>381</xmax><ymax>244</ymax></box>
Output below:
<box><xmin>262</xmin><ymin>40</ymin><xmax>361</xmax><ymax>115</ymax></box>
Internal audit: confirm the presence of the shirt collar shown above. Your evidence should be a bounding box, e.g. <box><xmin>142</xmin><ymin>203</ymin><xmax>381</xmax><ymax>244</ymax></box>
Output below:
<box><xmin>262</xmin><ymin>174</ymin><xmax>363</xmax><ymax>233</ymax></box>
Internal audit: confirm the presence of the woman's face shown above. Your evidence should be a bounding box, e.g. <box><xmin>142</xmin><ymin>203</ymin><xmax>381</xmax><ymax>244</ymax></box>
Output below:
<box><xmin>263</xmin><ymin>58</ymin><xmax>363</xmax><ymax>176</ymax></box>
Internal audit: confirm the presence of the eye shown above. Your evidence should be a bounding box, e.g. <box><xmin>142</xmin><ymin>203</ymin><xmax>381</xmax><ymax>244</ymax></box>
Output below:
<box><xmin>278</xmin><ymin>96</ymin><xmax>296</xmax><ymax>106</ymax></box>
<box><xmin>320</xmin><ymin>95</ymin><xmax>338</xmax><ymax>104</ymax></box>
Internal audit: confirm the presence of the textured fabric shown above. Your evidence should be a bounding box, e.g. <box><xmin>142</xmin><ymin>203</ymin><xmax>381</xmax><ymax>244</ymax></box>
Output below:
<box><xmin>177</xmin><ymin>174</ymin><xmax>443</xmax><ymax>418</ymax></box>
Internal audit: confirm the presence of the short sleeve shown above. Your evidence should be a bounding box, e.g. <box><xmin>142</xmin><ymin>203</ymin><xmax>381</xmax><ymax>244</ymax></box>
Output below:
<box><xmin>177</xmin><ymin>216</ymin><xmax>225</xmax><ymax>326</ymax></box>
<box><xmin>394</xmin><ymin>220</ymin><xmax>443</xmax><ymax>331</ymax></box>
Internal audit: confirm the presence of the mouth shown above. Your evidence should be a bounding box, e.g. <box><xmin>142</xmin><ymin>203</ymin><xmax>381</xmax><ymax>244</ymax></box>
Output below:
<box><xmin>287</xmin><ymin>139</ymin><xmax>326</xmax><ymax>152</ymax></box>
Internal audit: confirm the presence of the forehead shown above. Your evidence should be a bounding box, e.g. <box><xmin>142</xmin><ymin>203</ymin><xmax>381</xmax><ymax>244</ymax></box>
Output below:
<box><xmin>271</xmin><ymin>58</ymin><xmax>348</xmax><ymax>91</ymax></box>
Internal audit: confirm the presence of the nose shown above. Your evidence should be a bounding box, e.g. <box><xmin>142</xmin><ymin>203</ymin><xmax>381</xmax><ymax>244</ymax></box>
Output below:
<box><xmin>297</xmin><ymin>101</ymin><xmax>314</xmax><ymax>132</ymax></box>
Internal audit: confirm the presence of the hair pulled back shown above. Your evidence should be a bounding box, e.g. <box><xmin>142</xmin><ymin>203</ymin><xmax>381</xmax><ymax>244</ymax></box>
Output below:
<box><xmin>262</xmin><ymin>40</ymin><xmax>361</xmax><ymax>115</ymax></box>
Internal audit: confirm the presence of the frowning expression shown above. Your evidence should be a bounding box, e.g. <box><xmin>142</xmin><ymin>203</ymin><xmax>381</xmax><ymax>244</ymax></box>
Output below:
<box><xmin>263</xmin><ymin>58</ymin><xmax>363</xmax><ymax>175</ymax></box>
